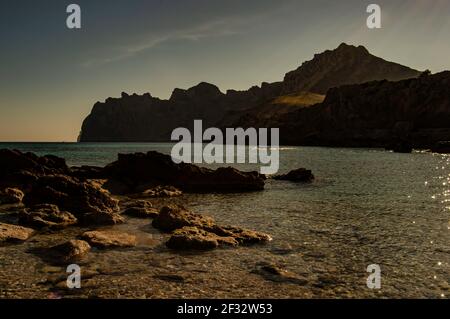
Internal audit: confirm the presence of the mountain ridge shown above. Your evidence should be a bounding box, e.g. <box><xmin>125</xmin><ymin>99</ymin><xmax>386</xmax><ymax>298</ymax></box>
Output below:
<box><xmin>79</xmin><ymin>43</ymin><xmax>421</xmax><ymax>143</ymax></box>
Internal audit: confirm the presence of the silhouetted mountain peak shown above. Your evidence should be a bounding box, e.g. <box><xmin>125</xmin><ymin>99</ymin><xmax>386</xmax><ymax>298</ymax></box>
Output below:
<box><xmin>282</xmin><ymin>43</ymin><xmax>420</xmax><ymax>94</ymax></box>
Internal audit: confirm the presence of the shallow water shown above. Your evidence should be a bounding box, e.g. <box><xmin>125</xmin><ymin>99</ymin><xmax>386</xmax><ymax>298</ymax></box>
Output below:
<box><xmin>0</xmin><ymin>143</ymin><xmax>449</xmax><ymax>298</ymax></box>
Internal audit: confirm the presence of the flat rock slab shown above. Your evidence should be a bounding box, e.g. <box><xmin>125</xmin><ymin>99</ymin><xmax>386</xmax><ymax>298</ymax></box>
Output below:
<box><xmin>0</xmin><ymin>222</ymin><xmax>34</xmax><ymax>244</ymax></box>
<box><xmin>80</xmin><ymin>230</ymin><xmax>137</xmax><ymax>248</ymax></box>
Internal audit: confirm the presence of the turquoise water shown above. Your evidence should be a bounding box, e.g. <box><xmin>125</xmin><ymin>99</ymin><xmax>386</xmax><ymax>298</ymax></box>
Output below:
<box><xmin>0</xmin><ymin>143</ymin><xmax>449</xmax><ymax>298</ymax></box>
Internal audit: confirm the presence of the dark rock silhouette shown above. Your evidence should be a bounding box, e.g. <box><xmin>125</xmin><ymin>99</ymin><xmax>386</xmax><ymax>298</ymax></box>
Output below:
<box><xmin>79</xmin><ymin>43</ymin><xmax>420</xmax><ymax>143</ymax></box>
<box><xmin>104</xmin><ymin>151</ymin><xmax>265</xmax><ymax>193</ymax></box>
<box><xmin>274</xmin><ymin>71</ymin><xmax>450</xmax><ymax>148</ymax></box>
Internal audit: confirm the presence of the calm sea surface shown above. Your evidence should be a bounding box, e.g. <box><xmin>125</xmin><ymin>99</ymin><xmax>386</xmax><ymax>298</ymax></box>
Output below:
<box><xmin>0</xmin><ymin>142</ymin><xmax>449</xmax><ymax>298</ymax></box>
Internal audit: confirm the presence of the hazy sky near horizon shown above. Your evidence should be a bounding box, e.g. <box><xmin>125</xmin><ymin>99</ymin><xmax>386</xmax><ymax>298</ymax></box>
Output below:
<box><xmin>1</xmin><ymin>0</ymin><xmax>449</xmax><ymax>141</ymax></box>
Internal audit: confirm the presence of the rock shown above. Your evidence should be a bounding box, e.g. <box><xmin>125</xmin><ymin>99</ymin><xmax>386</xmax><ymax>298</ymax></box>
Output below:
<box><xmin>81</xmin><ymin>211</ymin><xmax>124</xmax><ymax>226</ymax></box>
<box><xmin>0</xmin><ymin>222</ymin><xmax>34</xmax><ymax>244</ymax></box>
<box><xmin>80</xmin><ymin>230</ymin><xmax>137</xmax><ymax>248</ymax></box>
<box><xmin>387</xmin><ymin>140</ymin><xmax>413</xmax><ymax>153</ymax></box>
<box><xmin>123</xmin><ymin>207</ymin><xmax>159</xmax><ymax>219</ymax></box>
<box><xmin>18</xmin><ymin>204</ymin><xmax>78</xmax><ymax>229</ymax></box>
<box><xmin>254</xmin><ymin>263</ymin><xmax>308</xmax><ymax>285</ymax></box>
<box><xmin>152</xmin><ymin>205</ymin><xmax>215</xmax><ymax>233</ymax></box>
<box><xmin>24</xmin><ymin>174</ymin><xmax>120</xmax><ymax>225</ymax></box>
<box><xmin>49</xmin><ymin>240</ymin><xmax>91</xmax><ymax>262</ymax></box>
<box><xmin>69</xmin><ymin>166</ymin><xmax>105</xmax><ymax>180</ymax></box>
<box><xmin>140</xmin><ymin>186</ymin><xmax>182</xmax><ymax>198</ymax></box>
<box><xmin>166</xmin><ymin>227</ymin><xmax>220</xmax><ymax>250</ymax></box>
<box><xmin>274</xmin><ymin>168</ymin><xmax>314</xmax><ymax>183</ymax></box>
<box><xmin>0</xmin><ymin>188</ymin><xmax>24</xmax><ymax>204</ymax></box>
<box><xmin>210</xmin><ymin>225</ymin><xmax>272</xmax><ymax>245</ymax></box>
<box><xmin>125</xmin><ymin>200</ymin><xmax>153</xmax><ymax>209</ymax></box>
<box><xmin>154</xmin><ymin>205</ymin><xmax>271</xmax><ymax>250</ymax></box>
<box><xmin>276</xmin><ymin>71</ymin><xmax>450</xmax><ymax>148</ymax></box>
<box><xmin>431</xmin><ymin>141</ymin><xmax>450</xmax><ymax>154</ymax></box>
<box><xmin>104</xmin><ymin>151</ymin><xmax>265</xmax><ymax>193</ymax></box>
<box><xmin>0</xmin><ymin>149</ymin><xmax>69</xmax><ymax>188</ymax></box>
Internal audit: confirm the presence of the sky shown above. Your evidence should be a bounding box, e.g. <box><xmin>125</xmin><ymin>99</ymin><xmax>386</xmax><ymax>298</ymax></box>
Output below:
<box><xmin>0</xmin><ymin>0</ymin><xmax>449</xmax><ymax>142</ymax></box>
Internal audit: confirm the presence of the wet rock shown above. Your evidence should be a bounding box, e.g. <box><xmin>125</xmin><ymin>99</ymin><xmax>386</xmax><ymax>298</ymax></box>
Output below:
<box><xmin>154</xmin><ymin>205</ymin><xmax>271</xmax><ymax>250</ymax></box>
<box><xmin>24</xmin><ymin>174</ymin><xmax>120</xmax><ymax>225</ymax></box>
<box><xmin>152</xmin><ymin>205</ymin><xmax>215</xmax><ymax>232</ymax></box>
<box><xmin>81</xmin><ymin>211</ymin><xmax>124</xmax><ymax>226</ymax></box>
<box><xmin>0</xmin><ymin>222</ymin><xmax>34</xmax><ymax>244</ymax></box>
<box><xmin>140</xmin><ymin>186</ymin><xmax>183</xmax><ymax>198</ymax></box>
<box><xmin>18</xmin><ymin>204</ymin><xmax>78</xmax><ymax>229</ymax></box>
<box><xmin>48</xmin><ymin>240</ymin><xmax>91</xmax><ymax>262</ymax></box>
<box><xmin>0</xmin><ymin>188</ymin><xmax>24</xmax><ymax>204</ymax></box>
<box><xmin>166</xmin><ymin>227</ymin><xmax>220</xmax><ymax>250</ymax></box>
<box><xmin>211</xmin><ymin>225</ymin><xmax>272</xmax><ymax>245</ymax></box>
<box><xmin>273</xmin><ymin>168</ymin><xmax>314</xmax><ymax>183</ymax></box>
<box><xmin>80</xmin><ymin>230</ymin><xmax>137</xmax><ymax>248</ymax></box>
<box><xmin>104</xmin><ymin>151</ymin><xmax>265</xmax><ymax>193</ymax></box>
<box><xmin>123</xmin><ymin>206</ymin><xmax>159</xmax><ymax>219</ymax></box>
<box><xmin>254</xmin><ymin>263</ymin><xmax>308</xmax><ymax>285</ymax></box>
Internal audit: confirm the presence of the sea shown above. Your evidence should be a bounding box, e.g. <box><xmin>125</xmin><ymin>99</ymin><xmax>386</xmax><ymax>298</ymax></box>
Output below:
<box><xmin>0</xmin><ymin>142</ymin><xmax>449</xmax><ymax>298</ymax></box>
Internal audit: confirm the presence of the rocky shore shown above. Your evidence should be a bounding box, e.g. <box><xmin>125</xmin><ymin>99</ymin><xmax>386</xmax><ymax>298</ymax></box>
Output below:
<box><xmin>0</xmin><ymin>149</ymin><xmax>275</xmax><ymax>253</ymax></box>
<box><xmin>0</xmin><ymin>149</ymin><xmax>324</xmax><ymax>297</ymax></box>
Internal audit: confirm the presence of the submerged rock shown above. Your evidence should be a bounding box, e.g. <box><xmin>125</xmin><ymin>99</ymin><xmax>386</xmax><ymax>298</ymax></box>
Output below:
<box><xmin>80</xmin><ymin>230</ymin><xmax>137</xmax><ymax>248</ymax></box>
<box><xmin>104</xmin><ymin>151</ymin><xmax>265</xmax><ymax>193</ymax></box>
<box><xmin>0</xmin><ymin>188</ymin><xmax>24</xmax><ymax>204</ymax></box>
<box><xmin>254</xmin><ymin>263</ymin><xmax>308</xmax><ymax>285</ymax></box>
<box><xmin>274</xmin><ymin>168</ymin><xmax>314</xmax><ymax>183</ymax></box>
<box><xmin>18</xmin><ymin>204</ymin><xmax>78</xmax><ymax>229</ymax></box>
<box><xmin>48</xmin><ymin>240</ymin><xmax>91</xmax><ymax>262</ymax></box>
<box><xmin>0</xmin><ymin>222</ymin><xmax>34</xmax><ymax>244</ymax></box>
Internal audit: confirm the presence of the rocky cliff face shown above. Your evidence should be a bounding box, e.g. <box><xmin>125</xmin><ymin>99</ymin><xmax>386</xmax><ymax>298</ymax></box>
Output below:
<box><xmin>275</xmin><ymin>71</ymin><xmax>450</xmax><ymax>147</ymax></box>
<box><xmin>79</xmin><ymin>82</ymin><xmax>282</xmax><ymax>142</ymax></box>
<box><xmin>79</xmin><ymin>43</ymin><xmax>420</xmax><ymax>142</ymax></box>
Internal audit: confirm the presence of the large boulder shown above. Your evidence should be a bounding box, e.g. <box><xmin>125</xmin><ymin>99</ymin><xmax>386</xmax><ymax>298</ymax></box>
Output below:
<box><xmin>273</xmin><ymin>168</ymin><xmax>314</xmax><ymax>183</ymax></box>
<box><xmin>104</xmin><ymin>151</ymin><xmax>265</xmax><ymax>193</ymax></box>
<box><xmin>23</xmin><ymin>175</ymin><xmax>121</xmax><ymax>225</ymax></box>
<box><xmin>0</xmin><ymin>188</ymin><xmax>24</xmax><ymax>204</ymax></box>
<box><xmin>0</xmin><ymin>222</ymin><xmax>35</xmax><ymax>244</ymax></box>
<box><xmin>0</xmin><ymin>149</ymin><xmax>69</xmax><ymax>188</ymax></box>
<box><xmin>18</xmin><ymin>204</ymin><xmax>78</xmax><ymax>229</ymax></box>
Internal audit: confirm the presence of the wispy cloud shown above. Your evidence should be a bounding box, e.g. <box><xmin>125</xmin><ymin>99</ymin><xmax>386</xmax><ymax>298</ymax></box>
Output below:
<box><xmin>81</xmin><ymin>18</ymin><xmax>243</xmax><ymax>67</ymax></box>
